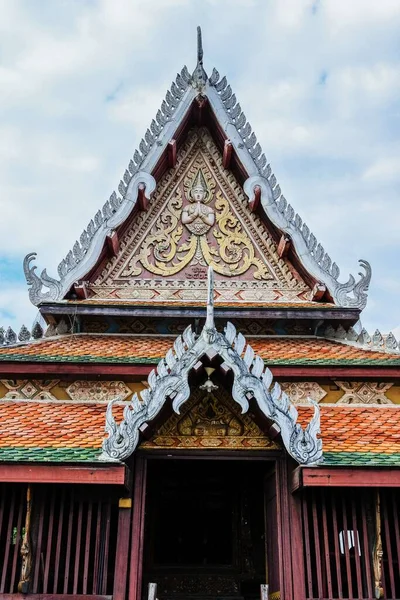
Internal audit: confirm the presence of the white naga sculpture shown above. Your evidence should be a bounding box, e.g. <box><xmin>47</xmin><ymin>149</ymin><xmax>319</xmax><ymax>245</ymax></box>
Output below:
<box><xmin>101</xmin><ymin>267</ymin><xmax>323</xmax><ymax>466</ymax></box>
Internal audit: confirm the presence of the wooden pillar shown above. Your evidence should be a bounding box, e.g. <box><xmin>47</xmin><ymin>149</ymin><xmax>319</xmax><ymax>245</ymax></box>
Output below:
<box><xmin>276</xmin><ymin>458</ymin><xmax>297</xmax><ymax>600</ymax></box>
<box><xmin>288</xmin><ymin>463</ymin><xmax>307</xmax><ymax>600</ymax></box>
<box><xmin>128</xmin><ymin>455</ymin><xmax>147</xmax><ymax>600</ymax></box>
<box><xmin>113</xmin><ymin>497</ymin><xmax>133</xmax><ymax>600</ymax></box>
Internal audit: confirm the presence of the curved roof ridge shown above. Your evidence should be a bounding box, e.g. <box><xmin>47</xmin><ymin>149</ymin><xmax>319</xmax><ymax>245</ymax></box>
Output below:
<box><xmin>24</xmin><ymin>30</ymin><xmax>371</xmax><ymax>311</ymax></box>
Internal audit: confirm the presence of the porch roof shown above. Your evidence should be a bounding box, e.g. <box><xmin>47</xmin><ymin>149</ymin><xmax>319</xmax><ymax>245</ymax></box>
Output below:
<box><xmin>0</xmin><ymin>400</ymin><xmax>399</xmax><ymax>467</ymax></box>
<box><xmin>0</xmin><ymin>333</ymin><xmax>399</xmax><ymax>366</ymax></box>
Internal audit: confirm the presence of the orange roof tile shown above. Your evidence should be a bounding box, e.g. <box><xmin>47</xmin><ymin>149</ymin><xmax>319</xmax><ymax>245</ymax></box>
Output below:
<box><xmin>0</xmin><ymin>334</ymin><xmax>398</xmax><ymax>366</ymax></box>
<box><xmin>0</xmin><ymin>401</ymin><xmax>399</xmax><ymax>465</ymax></box>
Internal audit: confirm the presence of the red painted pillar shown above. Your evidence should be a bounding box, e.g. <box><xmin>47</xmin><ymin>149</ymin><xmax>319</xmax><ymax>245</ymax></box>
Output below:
<box><xmin>113</xmin><ymin>497</ymin><xmax>132</xmax><ymax>600</ymax></box>
<box><xmin>276</xmin><ymin>457</ymin><xmax>307</xmax><ymax>600</ymax></box>
<box><xmin>128</xmin><ymin>456</ymin><xmax>147</xmax><ymax>600</ymax></box>
<box><xmin>287</xmin><ymin>462</ymin><xmax>307</xmax><ymax>600</ymax></box>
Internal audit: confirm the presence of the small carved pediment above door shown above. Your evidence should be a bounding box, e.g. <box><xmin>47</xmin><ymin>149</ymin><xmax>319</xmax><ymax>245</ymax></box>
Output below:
<box><xmin>140</xmin><ymin>386</ymin><xmax>280</xmax><ymax>450</ymax></box>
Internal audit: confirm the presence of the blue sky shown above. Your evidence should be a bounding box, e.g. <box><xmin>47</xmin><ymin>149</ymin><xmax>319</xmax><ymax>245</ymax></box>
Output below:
<box><xmin>0</xmin><ymin>0</ymin><xmax>399</xmax><ymax>334</ymax></box>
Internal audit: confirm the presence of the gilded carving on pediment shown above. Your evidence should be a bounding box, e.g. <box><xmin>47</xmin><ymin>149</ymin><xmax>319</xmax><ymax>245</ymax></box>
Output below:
<box><xmin>120</xmin><ymin>159</ymin><xmax>273</xmax><ymax>280</ymax></box>
<box><xmin>91</xmin><ymin>129</ymin><xmax>310</xmax><ymax>303</ymax></box>
<box><xmin>140</xmin><ymin>386</ymin><xmax>280</xmax><ymax>450</ymax></box>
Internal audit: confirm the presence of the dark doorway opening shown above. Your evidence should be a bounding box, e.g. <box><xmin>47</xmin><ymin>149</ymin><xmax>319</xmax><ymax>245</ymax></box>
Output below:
<box><xmin>143</xmin><ymin>458</ymin><xmax>268</xmax><ymax>600</ymax></box>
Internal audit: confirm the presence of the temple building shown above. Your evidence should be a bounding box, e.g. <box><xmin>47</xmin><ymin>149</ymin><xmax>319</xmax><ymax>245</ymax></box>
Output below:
<box><xmin>0</xmin><ymin>28</ymin><xmax>399</xmax><ymax>600</ymax></box>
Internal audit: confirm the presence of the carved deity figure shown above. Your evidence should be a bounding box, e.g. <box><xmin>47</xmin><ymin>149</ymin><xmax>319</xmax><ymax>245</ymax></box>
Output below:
<box><xmin>182</xmin><ymin>169</ymin><xmax>215</xmax><ymax>235</ymax></box>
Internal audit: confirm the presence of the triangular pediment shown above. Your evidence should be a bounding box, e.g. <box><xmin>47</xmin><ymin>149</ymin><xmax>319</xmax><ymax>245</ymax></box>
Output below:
<box><xmin>89</xmin><ymin>128</ymin><xmax>311</xmax><ymax>305</ymax></box>
<box><xmin>24</xmin><ymin>38</ymin><xmax>370</xmax><ymax>312</ymax></box>
<box><xmin>140</xmin><ymin>385</ymin><xmax>280</xmax><ymax>450</ymax></box>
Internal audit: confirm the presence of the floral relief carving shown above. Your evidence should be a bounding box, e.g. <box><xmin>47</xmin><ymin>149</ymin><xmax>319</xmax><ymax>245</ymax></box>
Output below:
<box><xmin>335</xmin><ymin>381</ymin><xmax>393</xmax><ymax>404</ymax></box>
<box><xmin>0</xmin><ymin>380</ymin><xmax>59</xmax><ymax>400</ymax></box>
<box><xmin>66</xmin><ymin>380</ymin><xmax>131</xmax><ymax>402</ymax></box>
<box><xmin>140</xmin><ymin>386</ymin><xmax>280</xmax><ymax>450</ymax></box>
<box><xmin>90</xmin><ymin>129</ymin><xmax>310</xmax><ymax>304</ymax></box>
<box><xmin>121</xmin><ymin>161</ymin><xmax>272</xmax><ymax>280</ymax></box>
<box><xmin>280</xmin><ymin>382</ymin><xmax>327</xmax><ymax>405</ymax></box>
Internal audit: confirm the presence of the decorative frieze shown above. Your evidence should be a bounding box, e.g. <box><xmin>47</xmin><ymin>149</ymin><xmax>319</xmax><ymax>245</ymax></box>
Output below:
<box><xmin>335</xmin><ymin>381</ymin><xmax>393</xmax><ymax>405</ymax></box>
<box><xmin>66</xmin><ymin>381</ymin><xmax>131</xmax><ymax>402</ymax></box>
<box><xmin>0</xmin><ymin>379</ymin><xmax>59</xmax><ymax>400</ymax></box>
<box><xmin>280</xmin><ymin>382</ymin><xmax>327</xmax><ymax>405</ymax></box>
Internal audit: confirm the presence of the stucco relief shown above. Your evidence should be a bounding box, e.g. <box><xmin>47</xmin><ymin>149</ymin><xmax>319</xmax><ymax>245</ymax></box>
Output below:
<box><xmin>280</xmin><ymin>382</ymin><xmax>327</xmax><ymax>405</ymax></box>
<box><xmin>0</xmin><ymin>379</ymin><xmax>59</xmax><ymax>401</ymax></box>
<box><xmin>120</xmin><ymin>160</ymin><xmax>272</xmax><ymax>280</ymax></box>
<box><xmin>66</xmin><ymin>380</ymin><xmax>131</xmax><ymax>402</ymax></box>
<box><xmin>335</xmin><ymin>381</ymin><xmax>393</xmax><ymax>405</ymax></box>
<box><xmin>140</xmin><ymin>387</ymin><xmax>280</xmax><ymax>450</ymax></box>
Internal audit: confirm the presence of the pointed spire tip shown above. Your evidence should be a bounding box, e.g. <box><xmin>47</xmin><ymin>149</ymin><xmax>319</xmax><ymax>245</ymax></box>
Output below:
<box><xmin>192</xmin><ymin>26</ymin><xmax>207</xmax><ymax>90</ymax></box>
<box><xmin>205</xmin><ymin>265</ymin><xmax>215</xmax><ymax>331</ymax></box>
<box><xmin>197</xmin><ymin>26</ymin><xmax>203</xmax><ymax>64</ymax></box>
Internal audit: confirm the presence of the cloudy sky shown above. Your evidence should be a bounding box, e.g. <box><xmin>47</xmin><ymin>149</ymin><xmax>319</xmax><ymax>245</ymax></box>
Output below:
<box><xmin>0</xmin><ymin>0</ymin><xmax>399</xmax><ymax>335</ymax></box>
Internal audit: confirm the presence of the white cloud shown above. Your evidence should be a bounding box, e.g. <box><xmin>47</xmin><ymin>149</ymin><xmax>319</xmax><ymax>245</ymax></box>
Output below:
<box><xmin>363</xmin><ymin>157</ymin><xmax>400</xmax><ymax>182</ymax></box>
<box><xmin>0</xmin><ymin>0</ymin><xmax>399</xmax><ymax>333</ymax></box>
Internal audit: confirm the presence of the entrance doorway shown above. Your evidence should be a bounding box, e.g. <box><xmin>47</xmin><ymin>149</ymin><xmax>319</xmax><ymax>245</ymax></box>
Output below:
<box><xmin>142</xmin><ymin>458</ymin><xmax>269</xmax><ymax>600</ymax></box>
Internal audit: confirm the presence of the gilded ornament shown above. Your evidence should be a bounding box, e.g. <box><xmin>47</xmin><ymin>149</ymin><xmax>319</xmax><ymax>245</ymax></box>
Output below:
<box><xmin>123</xmin><ymin>159</ymin><xmax>273</xmax><ymax>280</ymax></box>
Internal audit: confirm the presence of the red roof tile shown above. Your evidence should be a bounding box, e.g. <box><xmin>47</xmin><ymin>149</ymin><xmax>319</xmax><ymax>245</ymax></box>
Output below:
<box><xmin>0</xmin><ymin>401</ymin><xmax>399</xmax><ymax>461</ymax></box>
<box><xmin>0</xmin><ymin>334</ymin><xmax>398</xmax><ymax>365</ymax></box>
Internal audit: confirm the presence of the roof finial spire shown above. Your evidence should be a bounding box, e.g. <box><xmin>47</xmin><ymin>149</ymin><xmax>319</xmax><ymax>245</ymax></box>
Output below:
<box><xmin>197</xmin><ymin>25</ymin><xmax>203</xmax><ymax>65</ymax></box>
<box><xmin>192</xmin><ymin>25</ymin><xmax>207</xmax><ymax>91</ymax></box>
<box><xmin>202</xmin><ymin>266</ymin><xmax>216</xmax><ymax>343</ymax></box>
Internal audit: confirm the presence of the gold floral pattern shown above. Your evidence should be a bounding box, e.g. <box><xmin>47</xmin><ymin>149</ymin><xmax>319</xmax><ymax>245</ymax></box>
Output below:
<box><xmin>91</xmin><ymin>129</ymin><xmax>310</xmax><ymax>303</ymax></box>
<box><xmin>123</xmin><ymin>159</ymin><xmax>273</xmax><ymax>279</ymax></box>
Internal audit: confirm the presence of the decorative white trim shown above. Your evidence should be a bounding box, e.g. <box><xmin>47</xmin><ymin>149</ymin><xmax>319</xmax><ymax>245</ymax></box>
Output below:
<box><xmin>207</xmin><ymin>72</ymin><xmax>371</xmax><ymax>310</ymax></box>
<box><xmin>100</xmin><ymin>268</ymin><xmax>322</xmax><ymax>465</ymax></box>
<box><xmin>323</xmin><ymin>325</ymin><xmax>400</xmax><ymax>354</ymax></box>
<box><xmin>24</xmin><ymin>29</ymin><xmax>371</xmax><ymax>310</ymax></box>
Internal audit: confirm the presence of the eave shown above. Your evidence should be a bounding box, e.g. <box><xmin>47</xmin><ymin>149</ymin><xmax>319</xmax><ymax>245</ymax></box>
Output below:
<box><xmin>0</xmin><ymin>362</ymin><xmax>399</xmax><ymax>379</ymax></box>
<box><xmin>292</xmin><ymin>466</ymin><xmax>400</xmax><ymax>491</ymax></box>
<box><xmin>0</xmin><ymin>463</ymin><xmax>130</xmax><ymax>487</ymax></box>
<box><xmin>39</xmin><ymin>301</ymin><xmax>361</xmax><ymax>325</ymax></box>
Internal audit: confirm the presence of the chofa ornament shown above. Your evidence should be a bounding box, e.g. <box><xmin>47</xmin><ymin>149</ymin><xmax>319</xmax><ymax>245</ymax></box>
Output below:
<box><xmin>101</xmin><ymin>267</ymin><xmax>323</xmax><ymax>465</ymax></box>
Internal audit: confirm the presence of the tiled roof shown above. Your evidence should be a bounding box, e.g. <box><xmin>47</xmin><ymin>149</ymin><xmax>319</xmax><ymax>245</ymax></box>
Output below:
<box><xmin>299</xmin><ymin>405</ymin><xmax>400</xmax><ymax>466</ymax></box>
<box><xmin>0</xmin><ymin>334</ymin><xmax>399</xmax><ymax>366</ymax></box>
<box><xmin>0</xmin><ymin>400</ymin><xmax>122</xmax><ymax>463</ymax></box>
<box><xmin>0</xmin><ymin>401</ymin><xmax>399</xmax><ymax>466</ymax></box>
